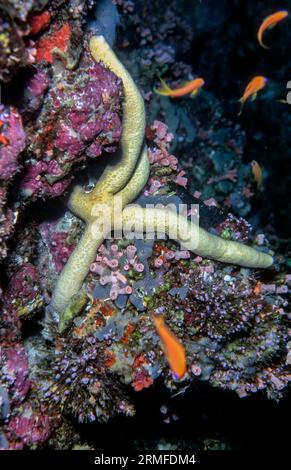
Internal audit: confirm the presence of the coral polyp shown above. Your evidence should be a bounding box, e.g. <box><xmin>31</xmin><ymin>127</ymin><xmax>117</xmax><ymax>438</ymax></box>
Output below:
<box><xmin>40</xmin><ymin>335</ymin><xmax>134</xmax><ymax>423</ymax></box>
<box><xmin>90</xmin><ymin>242</ymin><xmax>145</xmax><ymax>303</ymax></box>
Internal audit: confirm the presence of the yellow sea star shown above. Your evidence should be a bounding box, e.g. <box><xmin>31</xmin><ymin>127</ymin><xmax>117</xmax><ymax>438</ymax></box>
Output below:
<box><xmin>50</xmin><ymin>34</ymin><xmax>273</xmax><ymax>327</ymax></box>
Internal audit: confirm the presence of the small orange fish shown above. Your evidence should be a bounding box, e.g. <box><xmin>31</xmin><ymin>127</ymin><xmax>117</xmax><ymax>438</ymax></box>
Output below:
<box><xmin>238</xmin><ymin>76</ymin><xmax>268</xmax><ymax>116</ymax></box>
<box><xmin>154</xmin><ymin>77</ymin><xmax>205</xmax><ymax>98</ymax></box>
<box><xmin>258</xmin><ymin>10</ymin><xmax>289</xmax><ymax>49</ymax></box>
<box><xmin>251</xmin><ymin>160</ymin><xmax>263</xmax><ymax>188</ymax></box>
<box><xmin>0</xmin><ymin>135</ymin><xmax>9</xmax><ymax>146</ymax></box>
<box><xmin>0</xmin><ymin>119</ymin><xmax>9</xmax><ymax>146</ymax></box>
<box><xmin>253</xmin><ymin>281</ymin><xmax>262</xmax><ymax>296</ymax></box>
<box><xmin>153</xmin><ymin>315</ymin><xmax>186</xmax><ymax>379</ymax></box>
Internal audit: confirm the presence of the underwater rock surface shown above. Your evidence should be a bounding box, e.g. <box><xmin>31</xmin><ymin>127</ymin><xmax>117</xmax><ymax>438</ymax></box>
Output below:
<box><xmin>0</xmin><ymin>0</ymin><xmax>290</xmax><ymax>450</ymax></box>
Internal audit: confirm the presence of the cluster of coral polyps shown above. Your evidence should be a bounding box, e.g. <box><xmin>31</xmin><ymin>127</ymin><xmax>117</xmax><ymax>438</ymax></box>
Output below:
<box><xmin>90</xmin><ymin>243</ymin><xmax>145</xmax><ymax>302</ymax></box>
<box><xmin>40</xmin><ymin>334</ymin><xmax>135</xmax><ymax>423</ymax></box>
<box><xmin>35</xmin><ymin>252</ymin><xmax>289</xmax><ymax>427</ymax></box>
<box><xmin>144</xmin><ymin>120</ymin><xmax>189</xmax><ymax>193</ymax></box>
<box><xmin>116</xmin><ymin>0</ymin><xmax>193</xmax><ymax>77</ymax></box>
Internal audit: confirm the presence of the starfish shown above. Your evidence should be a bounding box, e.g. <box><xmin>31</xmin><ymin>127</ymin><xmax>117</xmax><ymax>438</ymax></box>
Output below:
<box><xmin>50</xmin><ymin>35</ymin><xmax>273</xmax><ymax>329</ymax></box>
<box><xmin>50</xmin><ymin>35</ymin><xmax>149</xmax><ymax>321</ymax></box>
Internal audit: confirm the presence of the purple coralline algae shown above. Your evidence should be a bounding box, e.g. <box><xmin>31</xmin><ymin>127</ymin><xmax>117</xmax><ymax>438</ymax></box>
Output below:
<box><xmin>0</xmin><ymin>344</ymin><xmax>31</xmax><ymax>405</ymax></box>
<box><xmin>0</xmin><ymin>187</ymin><xmax>14</xmax><ymax>260</ymax></box>
<box><xmin>0</xmin><ymin>339</ymin><xmax>54</xmax><ymax>449</ymax></box>
<box><xmin>4</xmin><ymin>263</ymin><xmax>44</xmax><ymax>319</ymax></box>
<box><xmin>39</xmin><ymin>220</ymin><xmax>76</xmax><ymax>275</ymax></box>
<box><xmin>24</xmin><ymin>69</ymin><xmax>50</xmax><ymax>113</ymax></box>
<box><xmin>0</xmin><ymin>295</ymin><xmax>58</xmax><ymax>449</ymax></box>
<box><xmin>0</xmin><ymin>105</ymin><xmax>26</xmax><ymax>181</ymax></box>
<box><xmin>6</xmin><ymin>402</ymin><xmax>53</xmax><ymax>450</ymax></box>
<box><xmin>0</xmin><ymin>105</ymin><xmax>26</xmax><ymax>259</ymax></box>
<box><xmin>21</xmin><ymin>47</ymin><xmax>122</xmax><ymax>199</ymax></box>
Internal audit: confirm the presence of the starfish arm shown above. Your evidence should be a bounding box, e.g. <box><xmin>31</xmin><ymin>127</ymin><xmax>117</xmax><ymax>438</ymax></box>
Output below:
<box><xmin>121</xmin><ymin>206</ymin><xmax>273</xmax><ymax>269</ymax></box>
<box><xmin>116</xmin><ymin>145</ymin><xmax>149</xmax><ymax>206</ymax></box>
<box><xmin>68</xmin><ymin>185</ymin><xmax>91</xmax><ymax>221</ymax></box>
<box><xmin>67</xmin><ymin>146</ymin><xmax>149</xmax><ymax>225</ymax></box>
<box><xmin>89</xmin><ymin>35</ymin><xmax>146</xmax><ymax>195</ymax></box>
<box><xmin>68</xmin><ymin>185</ymin><xmax>113</xmax><ymax>224</ymax></box>
<box><xmin>50</xmin><ymin>223</ymin><xmax>104</xmax><ymax>314</ymax></box>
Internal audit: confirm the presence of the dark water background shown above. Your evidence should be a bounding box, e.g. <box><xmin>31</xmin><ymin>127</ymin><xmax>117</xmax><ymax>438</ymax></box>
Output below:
<box><xmin>186</xmin><ymin>0</ymin><xmax>291</xmax><ymax>240</ymax></box>
<box><xmin>75</xmin><ymin>382</ymin><xmax>289</xmax><ymax>450</ymax></box>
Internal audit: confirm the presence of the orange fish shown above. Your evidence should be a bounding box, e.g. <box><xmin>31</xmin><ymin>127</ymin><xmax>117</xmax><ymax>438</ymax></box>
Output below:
<box><xmin>258</xmin><ymin>10</ymin><xmax>289</xmax><ymax>49</ymax></box>
<box><xmin>238</xmin><ymin>76</ymin><xmax>268</xmax><ymax>115</ymax></box>
<box><xmin>0</xmin><ymin>119</ymin><xmax>9</xmax><ymax>146</ymax></box>
<box><xmin>154</xmin><ymin>77</ymin><xmax>205</xmax><ymax>98</ymax></box>
<box><xmin>251</xmin><ymin>160</ymin><xmax>263</xmax><ymax>188</ymax></box>
<box><xmin>153</xmin><ymin>315</ymin><xmax>186</xmax><ymax>379</ymax></box>
<box><xmin>0</xmin><ymin>135</ymin><xmax>9</xmax><ymax>146</ymax></box>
